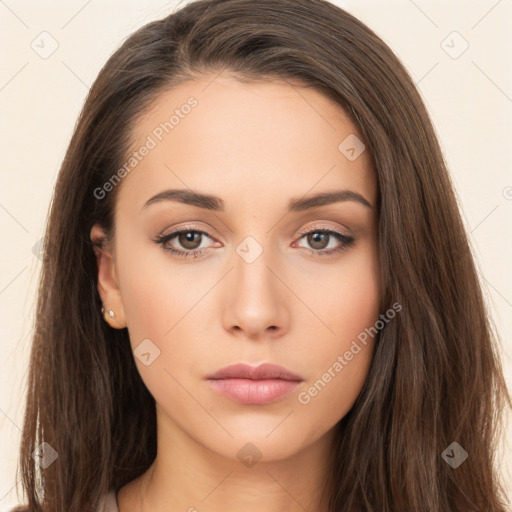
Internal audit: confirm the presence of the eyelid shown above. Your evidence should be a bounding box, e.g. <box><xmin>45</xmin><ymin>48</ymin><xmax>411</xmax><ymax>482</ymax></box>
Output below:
<box><xmin>159</xmin><ymin>223</ymin><xmax>218</xmax><ymax>241</ymax></box>
<box><xmin>158</xmin><ymin>221</ymin><xmax>351</xmax><ymax>242</ymax></box>
<box><xmin>295</xmin><ymin>221</ymin><xmax>351</xmax><ymax>238</ymax></box>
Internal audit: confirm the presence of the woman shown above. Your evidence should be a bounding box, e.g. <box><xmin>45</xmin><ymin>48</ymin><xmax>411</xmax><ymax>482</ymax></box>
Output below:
<box><xmin>12</xmin><ymin>0</ymin><xmax>511</xmax><ymax>511</ymax></box>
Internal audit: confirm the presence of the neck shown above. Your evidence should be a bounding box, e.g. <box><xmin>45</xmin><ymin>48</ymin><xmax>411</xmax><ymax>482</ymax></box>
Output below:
<box><xmin>117</xmin><ymin>408</ymin><xmax>335</xmax><ymax>512</ymax></box>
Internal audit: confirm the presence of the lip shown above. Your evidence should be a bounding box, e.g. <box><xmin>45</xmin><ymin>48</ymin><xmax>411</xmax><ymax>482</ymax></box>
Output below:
<box><xmin>207</xmin><ymin>363</ymin><xmax>304</xmax><ymax>405</ymax></box>
<box><xmin>208</xmin><ymin>362</ymin><xmax>304</xmax><ymax>381</ymax></box>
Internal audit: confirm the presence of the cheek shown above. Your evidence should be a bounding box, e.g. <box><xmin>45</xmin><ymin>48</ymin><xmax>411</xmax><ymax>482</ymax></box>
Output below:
<box><xmin>295</xmin><ymin>237</ymin><xmax>381</xmax><ymax>347</ymax></box>
<box><xmin>332</xmin><ymin>261</ymin><xmax>380</xmax><ymax>344</ymax></box>
<box><xmin>295</xmin><ymin>342</ymin><xmax>374</xmax><ymax>440</ymax></box>
<box><xmin>116</xmin><ymin>235</ymin><xmax>203</xmax><ymax>342</ymax></box>
<box><xmin>294</xmin><ymin>244</ymin><xmax>380</xmax><ymax>417</ymax></box>
<box><xmin>294</xmin><ymin>287</ymin><xmax>378</xmax><ymax>431</ymax></box>
<box><xmin>115</xmin><ymin>247</ymin><xmax>205</xmax><ymax>421</ymax></box>
<box><xmin>115</xmin><ymin>236</ymin><xmax>210</xmax><ymax>390</ymax></box>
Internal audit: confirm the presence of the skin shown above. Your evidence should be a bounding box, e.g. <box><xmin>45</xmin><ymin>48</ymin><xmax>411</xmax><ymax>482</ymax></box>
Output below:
<box><xmin>90</xmin><ymin>71</ymin><xmax>380</xmax><ymax>512</ymax></box>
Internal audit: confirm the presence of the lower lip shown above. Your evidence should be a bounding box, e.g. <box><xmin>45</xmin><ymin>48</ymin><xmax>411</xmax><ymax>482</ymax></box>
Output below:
<box><xmin>208</xmin><ymin>378</ymin><xmax>302</xmax><ymax>405</ymax></box>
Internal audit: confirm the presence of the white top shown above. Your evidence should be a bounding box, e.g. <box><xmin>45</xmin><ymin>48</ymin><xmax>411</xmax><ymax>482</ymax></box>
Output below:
<box><xmin>103</xmin><ymin>489</ymin><xmax>119</xmax><ymax>512</ymax></box>
<box><xmin>9</xmin><ymin>490</ymin><xmax>119</xmax><ymax>512</ymax></box>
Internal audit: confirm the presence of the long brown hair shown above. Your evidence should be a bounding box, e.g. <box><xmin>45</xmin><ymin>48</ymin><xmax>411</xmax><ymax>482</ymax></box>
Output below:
<box><xmin>14</xmin><ymin>0</ymin><xmax>511</xmax><ymax>510</ymax></box>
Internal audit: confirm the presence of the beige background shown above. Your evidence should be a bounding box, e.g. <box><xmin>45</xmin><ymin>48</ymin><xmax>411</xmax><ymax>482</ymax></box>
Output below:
<box><xmin>1</xmin><ymin>0</ymin><xmax>511</xmax><ymax>509</ymax></box>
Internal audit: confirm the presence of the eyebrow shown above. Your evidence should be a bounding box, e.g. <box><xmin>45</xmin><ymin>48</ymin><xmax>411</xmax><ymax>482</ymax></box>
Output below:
<box><xmin>141</xmin><ymin>188</ymin><xmax>372</xmax><ymax>212</ymax></box>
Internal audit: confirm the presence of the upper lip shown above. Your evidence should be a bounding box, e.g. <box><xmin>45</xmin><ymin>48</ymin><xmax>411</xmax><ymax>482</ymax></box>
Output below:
<box><xmin>207</xmin><ymin>363</ymin><xmax>304</xmax><ymax>381</ymax></box>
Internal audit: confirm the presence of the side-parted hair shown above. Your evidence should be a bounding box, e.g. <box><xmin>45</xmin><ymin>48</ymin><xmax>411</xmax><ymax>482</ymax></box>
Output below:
<box><xmin>14</xmin><ymin>0</ymin><xmax>511</xmax><ymax>510</ymax></box>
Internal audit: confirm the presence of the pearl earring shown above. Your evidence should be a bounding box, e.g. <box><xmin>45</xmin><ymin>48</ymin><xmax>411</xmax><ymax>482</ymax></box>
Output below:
<box><xmin>101</xmin><ymin>306</ymin><xmax>116</xmax><ymax>322</ymax></box>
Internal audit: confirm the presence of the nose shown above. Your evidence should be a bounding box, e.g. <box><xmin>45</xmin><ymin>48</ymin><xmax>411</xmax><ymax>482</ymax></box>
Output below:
<box><xmin>221</xmin><ymin>241</ymin><xmax>289</xmax><ymax>340</ymax></box>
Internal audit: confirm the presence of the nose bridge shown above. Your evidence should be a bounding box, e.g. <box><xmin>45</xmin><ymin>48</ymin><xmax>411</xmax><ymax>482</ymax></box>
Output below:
<box><xmin>223</xmin><ymin>231</ymin><xmax>287</xmax><ymax>336</ymax></box>
<box><xmin>234</xmin><ymin>232</ymin><xmax>279</xmax><ymax>301</ymax></box>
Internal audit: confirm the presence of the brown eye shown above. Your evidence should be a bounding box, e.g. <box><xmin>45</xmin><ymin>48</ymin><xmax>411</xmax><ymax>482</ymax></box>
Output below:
<box><xmin>295</xmin><ymin>228</ymin><xmax>356</xmax><ymax>257</ymax></box>
<box><xmin>177</xmin><ymin>231</ymin><xmax>203</xmax><ymax>250</ymax></box>
<box><xmin>153</xmin><ymin>228</ymin><xmax>215</xmax><ymax>258</ymax></box>
<box><xmin>306</xmin><ymin>232</ymin><xmax>330</xmax><ymax>250</ymax></box>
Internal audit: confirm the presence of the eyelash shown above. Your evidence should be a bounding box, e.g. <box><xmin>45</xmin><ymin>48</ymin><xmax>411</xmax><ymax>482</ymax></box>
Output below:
<box><xmin>152</xmin><ymin>225</ymin><xmax>356</xmax><ymax>259</ymax></box>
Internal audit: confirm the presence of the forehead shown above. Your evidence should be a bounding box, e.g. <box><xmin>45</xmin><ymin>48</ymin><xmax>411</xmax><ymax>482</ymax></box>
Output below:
<box><xmin>117</xmin><ymin>73</ymin><xmax>376</xmax><ymax>214</ymax></box>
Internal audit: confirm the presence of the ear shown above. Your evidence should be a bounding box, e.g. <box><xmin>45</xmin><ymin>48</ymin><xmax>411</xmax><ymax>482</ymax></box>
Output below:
<box><xmin>90</xmin><ymin>224</ymin><xmax>126</xmax><ymax>329</ymax></box>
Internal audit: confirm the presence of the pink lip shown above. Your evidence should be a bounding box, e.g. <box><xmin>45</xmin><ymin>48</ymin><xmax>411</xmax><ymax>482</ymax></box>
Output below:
<box><xmin>207</xmin><ymin>363</ymin><xmax>304</xmax><ymax>405</ymax></box>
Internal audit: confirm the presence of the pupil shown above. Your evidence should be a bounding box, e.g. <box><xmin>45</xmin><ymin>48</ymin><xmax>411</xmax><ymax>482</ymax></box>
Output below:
<box><xmin>309</xmin><ymin>232</ymin><xmax>328</xmax><ymax>249</ymax></box>
<box><xmin>180</xmin><ymin>231</ymin><xmax>200</xmax><ymax>249</ymax></box>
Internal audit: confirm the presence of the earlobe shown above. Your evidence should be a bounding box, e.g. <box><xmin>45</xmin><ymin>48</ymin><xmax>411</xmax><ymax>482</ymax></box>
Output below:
<box><xmin>90</xmin><ymin>224</ymin><xmax>127</xmax><ymax>329</ymax></box>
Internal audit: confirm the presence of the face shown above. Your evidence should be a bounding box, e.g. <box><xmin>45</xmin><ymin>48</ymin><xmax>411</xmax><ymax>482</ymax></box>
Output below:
<box><xmin>91</xmin><ymin>72</ymin><xmax>380</xmax><ymax>463</ymax></box>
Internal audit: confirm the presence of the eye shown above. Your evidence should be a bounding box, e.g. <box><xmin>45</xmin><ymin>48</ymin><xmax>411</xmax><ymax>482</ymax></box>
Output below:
<box><xmin>294</xmin><ymin>227</ymin><xmax>355</xmax><ymax>256</ymax></box>
<box><xmin>153</xmin><ymin>225</ymin><xmax>356</xmax><ymax>259</ymax></box>
<box><xmin>153</xmin><ymin>227</ymin><xmax>218</xmax><ymax>259</ymax></box>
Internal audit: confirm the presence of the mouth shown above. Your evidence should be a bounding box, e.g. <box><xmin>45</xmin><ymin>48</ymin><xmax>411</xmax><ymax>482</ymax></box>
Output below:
<box><xmin>206</xmin><ymin>363</ymin><xmax>304</xmax><ymax>405</ymax></box>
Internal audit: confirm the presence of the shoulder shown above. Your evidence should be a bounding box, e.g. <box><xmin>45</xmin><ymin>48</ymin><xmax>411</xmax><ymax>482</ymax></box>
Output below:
<box><xmin>8</xmin><ymin>507</ymin><xmax>29</xmax><ymax>512</ymax></box>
